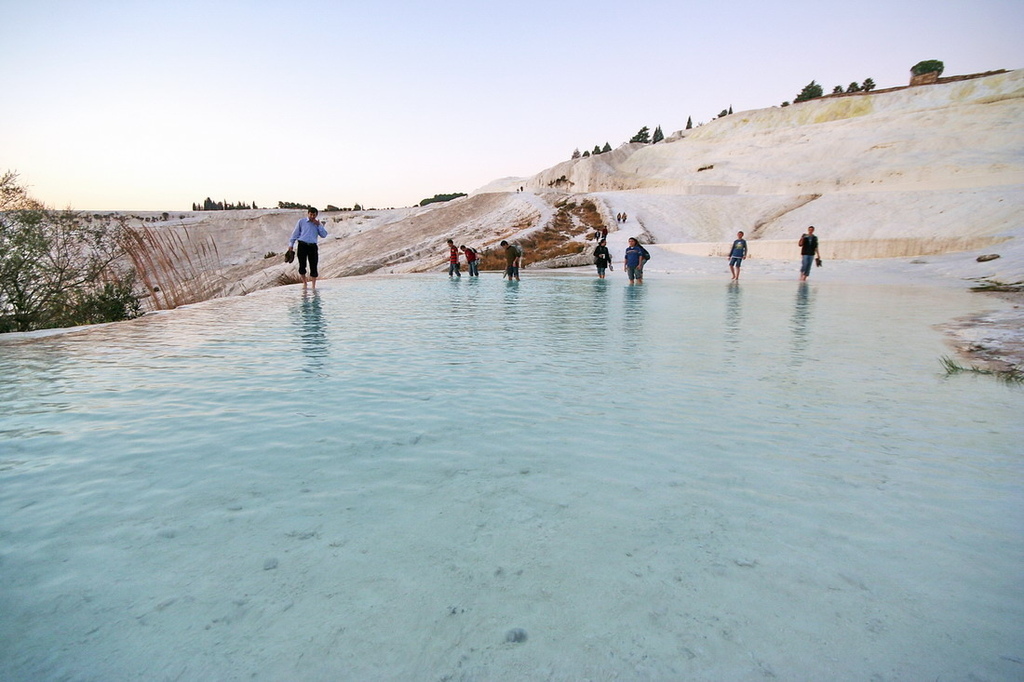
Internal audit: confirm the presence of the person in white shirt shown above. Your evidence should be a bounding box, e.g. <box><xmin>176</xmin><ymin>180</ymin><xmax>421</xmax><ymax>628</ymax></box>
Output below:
<box><xmin>288</xmin><ymin>207</ymin><xmax>328</xmax><ymax>289</ymax></box>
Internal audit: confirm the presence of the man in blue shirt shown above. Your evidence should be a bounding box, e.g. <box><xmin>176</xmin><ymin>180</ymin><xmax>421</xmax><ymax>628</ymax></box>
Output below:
<box><xmin>624</xmin><ymin>237</ymin><xmax>645</xmax><ymax>285</ymax></box>
<box><xmin>728</xmin><ymin>230</ymin><xmax>748</xmax><ymax>280</ymax></box>
<box><xmin>288</xmin><ymin>207</ymin><xmax>328</xmax><ymax>289</ymax></box>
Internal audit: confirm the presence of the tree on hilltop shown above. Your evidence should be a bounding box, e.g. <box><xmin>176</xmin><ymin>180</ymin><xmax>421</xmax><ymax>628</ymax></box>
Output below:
<box><xmin>862</xmin><ymin>77</ymin><xmax>876</xmax><ymax>91</ymax></box>
<box><xmin>602</xmin><ymin>142</ymin><xmax>612</xmax><ymax>153</ymax></box>
<box><xmin>630</xmin><ymin>126</ymin><xmax>651</xmax><ymax>143</ymax></box>
<box><xmin>846</xmin><ymin>82</ymin><xmax>861</xmax><ymax>93</ymax></box>
<box><xmin>794</xmin><ymin>80</ymin><xmax>823</xmax><ymax>103</ymax></box>
<box><xmin>911</xmin><ymin>60</ymin><xmax>944</xmax><ymax>77</ymax></box>
<box><xmin>686</xmin><ymin>116</ymin><xmax>692</xmax><ymax>130</ymax></box>
<box><xmin>652</xmin><ymin>125</ymin><xmax>664</xmax><ymax>143</ymax></box>
<box><xmin>571</xmin><ymin>148</ymin><xmax>581</xmax><ymax>160</ymax></box>
<box><xmin>419</xmin><ymin>193</ymin><xmax>466</xmax><ymax>207</ymax></box>
<box><xmin>593</xmin><ymin>145</ymin><xmax>602</xmax><ymax>155</ymax></box>
<box><xmin>832</xmin><ymin>85</ymin><xmax>844</xmax><ymax>94</ymax></box>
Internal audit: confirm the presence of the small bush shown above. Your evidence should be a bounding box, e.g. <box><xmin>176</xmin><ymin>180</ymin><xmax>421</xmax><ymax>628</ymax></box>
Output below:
<box><xmin>911</xmin><ymin>60</ymin><xmax>944</xmax><ymax>77</ymax></box>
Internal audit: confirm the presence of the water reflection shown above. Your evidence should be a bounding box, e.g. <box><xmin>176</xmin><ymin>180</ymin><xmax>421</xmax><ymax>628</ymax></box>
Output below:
<box><xmin>790</xmin><ymin>282</ymin><xmax>812</xmax><ymax>365</ymax></box>
<box><xmin>499</xmin><ymin>278</ymin><xmax>522</xmax><ymax>331</ymax></box>
<box><xmin>724</xmin><ymin>281</ymin><xmax>743</xmax><ymax>356</ymax></box>
<box><xmin>292</xmin><ymin>290</ymin><xmax>328</xmax><ymax>374</ymax></box>
<box><xmin>585</xmin><ymin>279</ymin><xmax>612</xmax><ymax>330</ymax></box>
<box><xmin>620</xmin><ymin>284</ymin><xmax>647</xmax><ymax>353</ymax></box>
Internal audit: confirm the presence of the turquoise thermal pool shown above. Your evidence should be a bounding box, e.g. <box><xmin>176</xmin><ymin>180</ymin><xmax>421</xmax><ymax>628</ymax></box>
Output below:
<box><xmin>1</xmin><ymin>275</ymin><xmax>1021</xmax><ymax>680</ymax></box>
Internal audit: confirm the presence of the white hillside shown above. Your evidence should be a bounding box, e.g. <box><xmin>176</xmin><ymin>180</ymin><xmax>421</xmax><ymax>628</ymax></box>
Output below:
<box><xmin>129</xmin><ymin>69</ymin><xmax>1024</xmax><ymax>303</ymax></box>
<box><xmin>499</xmin><ymin>70</ymin><xmax>1023</xmax><ymax>247</ymax></box>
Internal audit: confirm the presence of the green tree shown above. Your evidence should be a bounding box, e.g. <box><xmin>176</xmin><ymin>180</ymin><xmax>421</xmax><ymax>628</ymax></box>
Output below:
<box><xmin>419</xmin><ymin>193</ymin><xmax>467</xmax><ymax>207</ymax></box>
<box><xmin>652</xmin><ymin>125</ymin><xmax>664</xmax><ymax>143</ymax></box>
<box><xmin>630</xmin><ymin>126</ymin><xmax>650</xmax><ymax>143</ymax></box>
<box><xmin>794</xmin><ymin>80</ymin><xmax>823</xmax><ymax>102</ymax></box>
<box><xmin>846</xmin><ymin>82</ymin><xmax>861</xmax><ymax>93</ymax></box>
<box><xmin>832</xmin><ymin>85</ymin><xmax>844</xmax><ymax>94</ymax></box>
<box><xmin>593</xmin><ymin>145</ymin><xmax>602</xmax><ymax>155</ymax></box>
<box><xmin>571</xmin><ymin>148</ymin><xmax>581</xmax><ymax>159</ymax></box>
<box><xmin>0</xmin><ymin>172</ymin><xmax>140</xmax><ymax>333</ymax></box>
<box><xmin>686</xmin><ymin>116</ymin><xmax>692</xmax><ymax>130</ymax></box>
<box><xmin>718</xmin><ymin>109</ymin><xmax>729</xmax><ymax>118</ymax></box>
<box><xmin>601</xmin><ymin>142</ymin><xmax>612</xmax><ymax>153</ymax></box>
<box><xmin>862</xmin><ymin>77</ymin><xmax>876</xmax><ymax>91</ymax></box>
<box><xmin>911</xmin><ymin>60</ymin><xmax>944</xmax><ymax>77</ymax></box>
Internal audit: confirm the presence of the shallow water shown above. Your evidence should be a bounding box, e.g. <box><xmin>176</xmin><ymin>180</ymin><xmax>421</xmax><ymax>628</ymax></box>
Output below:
<box><xmin>1</xmin><ymin>275</ymin><xmax>1021</xmax><ymax>680</ymax></box>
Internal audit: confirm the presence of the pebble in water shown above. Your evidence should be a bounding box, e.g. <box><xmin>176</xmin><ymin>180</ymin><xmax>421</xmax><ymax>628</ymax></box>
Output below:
<box><xmin>505</xmin><ymin>628</ymin><xmax>527</xmax><ymax>643</ymax></box>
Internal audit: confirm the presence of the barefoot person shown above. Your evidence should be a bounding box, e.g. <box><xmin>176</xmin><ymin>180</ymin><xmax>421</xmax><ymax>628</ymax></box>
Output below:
<box><xmin>287</xmin><ymin>207</ymin><xmax>328</xmax><ymax>289</ymax></box>
<box><xmin>624</xmin><ymin>237</ymin><xmax>645</xmax><ymax>285</ymax></box>
<box><xmin>798</xmin><ymin>226</ymin><xmax>820</xmax><ymax>282</ymax></box>
<box><xmin>501</xmin><ymin>240</ymin><xmax>522</xmax><ymax>281</ymax></box>
<box><xmin>728</xmin><ymin>231</ymin><xmax>748</xmax><ymax>280</ymax></box>
<box><xmin>446</xmin><ymin>239</ymin><xmax>461</xmax><ymax>278</ymax></box>
<box><xmin>460</xmin><ymin>245</ymin><xmax>479</xmax><ymax>277</ymax></box>
<box><xmin>593</xmin><ymin>239</ymin><xmax>613</xmax><ymax>279</ymax></box>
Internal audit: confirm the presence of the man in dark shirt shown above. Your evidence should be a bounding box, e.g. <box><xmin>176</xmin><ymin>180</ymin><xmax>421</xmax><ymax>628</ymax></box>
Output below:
<box><xmin>593</xmin><ymin>239</ymin><xmax>613</xmax><ymax>279</ymax></box>
<box><xmin>728</xmin><ymin>231</ymin><xmax>748</xmax><ymax>280</ymax></box>
<box><xmin>798</xmin><ymin>226</ymin><xmax>820</xmax><ymax>281</ymax></box>
<box><xmin>501</xmin><ymin>240</ymin><xmax>522</xmax><ymax>281</ymax></box>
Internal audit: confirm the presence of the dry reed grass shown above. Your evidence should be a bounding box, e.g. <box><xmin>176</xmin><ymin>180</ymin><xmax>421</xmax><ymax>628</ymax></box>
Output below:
<box><xmin>120</xmin><ymin>223</ymin><xmax>224</xmax><ymax>310</ymax></box>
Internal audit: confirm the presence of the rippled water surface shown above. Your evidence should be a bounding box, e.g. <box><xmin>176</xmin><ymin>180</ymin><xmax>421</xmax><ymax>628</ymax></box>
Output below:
<box><xmin>1</xmin><ymin>275</ymin><xmax>1021</xmax><ymax>680</ymax></box>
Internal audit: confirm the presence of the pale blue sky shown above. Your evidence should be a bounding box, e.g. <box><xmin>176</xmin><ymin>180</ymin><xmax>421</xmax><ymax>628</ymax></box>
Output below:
<box><xmin>2</xmin><ymin>0</ymin><xmax>1021</xmax><ymax>210</ymax></box>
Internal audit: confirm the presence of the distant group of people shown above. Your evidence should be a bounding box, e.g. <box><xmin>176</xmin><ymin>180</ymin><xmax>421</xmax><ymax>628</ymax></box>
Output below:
<box><xmin>284</xmin><ymin>209</ymin><xmax>822</xmax><ymax>288</ymax></box>
<box><xmin>591</xmin><ymin>237</ymin><xmax>650</xmax><ymax>284</ymax></box>
<box><xmin>724</xmin><ymin>226</ymin><xmax>821</xmax><ymax>281</ymax></box>
<box><xmin>445</xmin><ymin>239</ymin><xmax>521</xmax><ymax>281</ymax></box>
<box><xmin>446</xmin><ymin>239</ymin><xmax>481</xmax><ymax>278</ymax></box>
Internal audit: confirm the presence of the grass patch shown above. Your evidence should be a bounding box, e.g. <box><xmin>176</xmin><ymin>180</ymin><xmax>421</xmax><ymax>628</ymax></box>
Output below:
<box><xmin>276</xmin><ymin>271</ymin><xmax>303</xmax><ymax>286</ymax></box>
<box><xmin>940</xmin><ymin>355</ymin><xmax>1023</xmax><ymax>385</ymax></box>
<box><xmin>969</xmin><ymin>282</ymin><xmax>1024</xmax><ymax>293</ymax></box>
